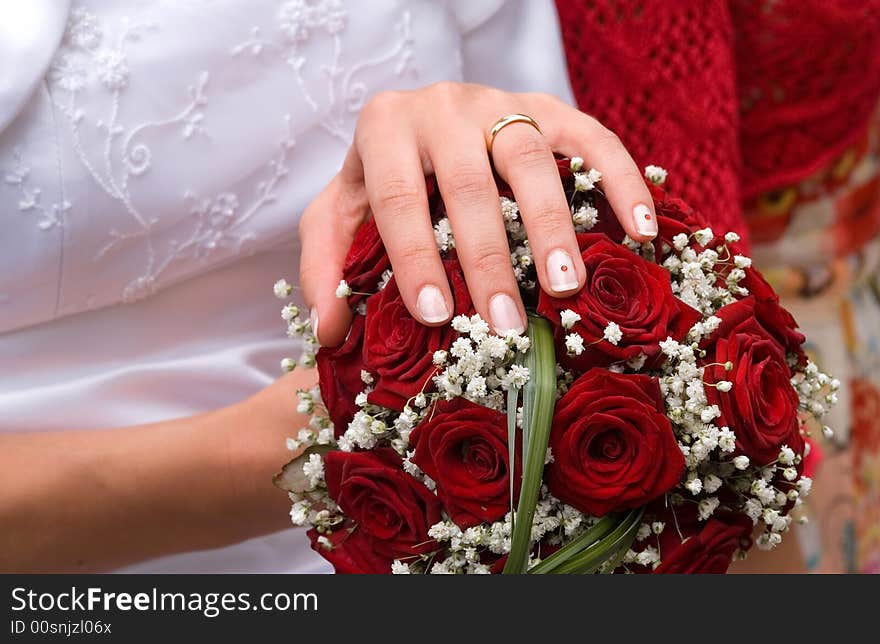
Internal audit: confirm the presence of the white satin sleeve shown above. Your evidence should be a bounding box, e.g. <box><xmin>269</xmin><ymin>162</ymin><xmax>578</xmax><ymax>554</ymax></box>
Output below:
<box><xmin>457</xmin><ymin>0</ymin><xmax>575</xmax><ymax>103</ymax></box>
<box><xmin>0</xmin><ymin>0</ymin><xmax>70</xmax><ymax>132</ymax></box>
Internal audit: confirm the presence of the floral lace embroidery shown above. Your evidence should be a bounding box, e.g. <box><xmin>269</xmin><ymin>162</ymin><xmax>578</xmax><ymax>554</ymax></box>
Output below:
<box><xmin>6</xmin><ymin>1</ymin><xmax>418</xmax><ymax>310</ymax></box>
<box><xmin>3</xmin><ymin>148</ymin><xmax>71</xmax><ymax>230</ymax></box>
<box><xmin>231</xmin><ymin>1</ymin><xmax>414</xmax><ymax>144</ymax></box>
<box><xmin>47</xmin><ymin>7</ymin><xmax>217</xmax><ymax>302</ymax></box>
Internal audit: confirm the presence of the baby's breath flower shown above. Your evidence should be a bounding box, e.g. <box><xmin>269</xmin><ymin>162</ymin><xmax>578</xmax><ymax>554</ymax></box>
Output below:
<box><xmin>434</xmin><ymin>218</ymin><xmax>454</xmax><ymax>252</ymax></box>
<box><xmin>693</xmin><ymin>228</ymin><xmax>714</xmax><ymax>246</ymax></box>
<box><xmin>795</xmin><ymin>476</ymin><xmax>813</xmax><ymax>496</ymax></box>
<box><xmin>603</xmin><ymin>321</ymin><xmax>623</xmax><ymax>345</ymax></box>
<box><xmin>659</xmin><ymin>337</ymin><xmax>681</xmax><ymax>358</ymax></box>
<box><xmin>702</xmin><ymin>474</ymin><xmax>722</xmax><ymax>494</ymax></box>
<box><xmin>733</xmin><ymin>255</ymin><xmax>752</xmax><ymax>269</ymax></box>
<box><xmin>565</xmin><ymin>333</ymin><xmax>585</xmax><ymax>356</ymax></box>
<box><xmin>280</xmin><ymin>357</ymin><xmax>296</xmax><ymax>372</ymax></box>
<box><xmin>672</xmin><ymin>233</ymin><xmax>689</xmax><ymax>251</ymax></box>
<box><xmin>274</xmin><ymin>278</ymin><xmax>293</xmax><ymax>299</ymax></box>
<box><xmin>778</xmin><ymin>446</ymin><xmax>795</xmax><ymax>466</ymax></box>
<box><xmin>560</xmin><ymin>309</ymin><xmax>582</xmax><ymax>329</ymax></box>
<box><xmin>335</xmin><ymin>279</ymin><xmax>352</xmax><ymax>298</ymax></box>
<box><xmin>684</xmin><ymin>477</ymin><xmax>703</xmax><ymax>495</ymax></box>
<box><xmin>733</xmin><ymin>455</ymin><xmax>750</xmax><ymax>470</ymax></box>
<box><xmin>644</xmin><ymin>165</ymin><xmax>667</xmax><ymax>185</ymax></box>
<box><xmin>573</xmin><ymin>172</ymin><xmax>594</xmax><ymax>192</ymax></box>
<box><xmin>302</xmin><ymin>453</ymin><xmax>325</xmax><ymax>488</ymax></box>
<box><xmin>572</xmin><ymin>204</ymin><xmax>599</xmax><ymax>230</ymax></box>
<box><xmin>697</xmin><ymin>496</ymin><xmax>720</xmax><ymax>520</ymax></box>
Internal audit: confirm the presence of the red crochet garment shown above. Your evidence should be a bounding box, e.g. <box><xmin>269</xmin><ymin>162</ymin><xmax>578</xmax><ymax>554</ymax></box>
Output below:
<box><xmin>555</xmin><ymin>0</ymin><xmax>880</xmax><ymax>240</ymax></box>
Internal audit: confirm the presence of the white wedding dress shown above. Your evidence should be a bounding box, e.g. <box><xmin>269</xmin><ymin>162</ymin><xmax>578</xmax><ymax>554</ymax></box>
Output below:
<box><xmin>0</xmin><ymin>0</ymin><xmax>574</xmax><ymax>572</ymax></box>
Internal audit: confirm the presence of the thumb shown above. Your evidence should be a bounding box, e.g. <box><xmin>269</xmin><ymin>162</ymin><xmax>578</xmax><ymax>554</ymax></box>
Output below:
<box><xmin>298</xmin><ymin>171</ymin><xmax>369</xmax><ymax>347</ymax></box>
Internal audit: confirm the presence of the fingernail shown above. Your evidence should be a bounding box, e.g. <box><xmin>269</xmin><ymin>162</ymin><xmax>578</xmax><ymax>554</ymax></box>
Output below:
<box><xmin>546</xmin><ymin>248</ymin><xmax>579</xmax><ymax>293</ymax></box>
<box><xmin>633</xmin><ymin>203</ymin><xmax>657</xmax><ymax>238</ymax></box>
<box><xmin>489</xmin><ymin>293</ymin><xmax>525</xmax><ymax>334</ymax></box>
<box><xmin>417</xmin><ymin>285</ymin><xmax>450</xmax><ymax>323</ymax></box>
<box><xmin>310</xmin><ymin>308</ymin><xmax>321</xmax><ymax>345</ymax></box>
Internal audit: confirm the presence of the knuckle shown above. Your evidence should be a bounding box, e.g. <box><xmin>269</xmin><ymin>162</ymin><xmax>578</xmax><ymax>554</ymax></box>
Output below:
<box><xmin>509</xmin><ymin>135</ymin><xmax>551</xmax><ymax>168</ymax></box>
<box><xmin>373</xmin><ymin>177</ymin><xmax>422</xmax><ymax>219</ymax></box>
<box><xmin>428</xmin><ymin>80</ymin><xmax>462</xmax><ymax>99</ymax></box>
<box><xmin>594</xmin><ymin>125</ymin><xmax>623</xmax><ymax>149</ymax></box>
<box><xmin>361</xmin><ymin>90</ymin><xmax>403</xmax><ymax>121</ymax></box>
<box><xmin>618</xmin><ymin>166</ymin><xmax>646</xmax><ymax>186</ymax></box>
<box><xmin>469</xmin><ymin>242</ymin><xmax>514</xmax><ymax>276</ymax></box>
<box><xmin>523</xmin><ymin>91</ymin><xmax>559</xmax><ymax>111</ymax></box>
<box><xmin>446</xmin><ymin>165</ymin><xmax>494</xmax><ymax>204</ymax></box>
<box><xmin>527</xmin><ymin>201</ymin><xmax>568</xmax><ymax>230</ymax></box>
<box><xmin>395</xmin><ymin>242</ymin><xmax>438</xmax><ymax>272</ymax></box>
<box><xmin>426</xmin><ymin>81</ymin><xmax>466</xmax><ymax>110</ymax></box>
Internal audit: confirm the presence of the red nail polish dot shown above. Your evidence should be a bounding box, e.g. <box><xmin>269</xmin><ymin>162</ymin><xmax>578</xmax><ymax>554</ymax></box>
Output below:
<box><xmin>644</xmin><ymin>213</ymin><xmax>652</xmax><ymax>220</ymax></box>
<box><xmin>561</xmin><ymin>265</ymin><xmax>568</xmax><ymax>272</ymax></box>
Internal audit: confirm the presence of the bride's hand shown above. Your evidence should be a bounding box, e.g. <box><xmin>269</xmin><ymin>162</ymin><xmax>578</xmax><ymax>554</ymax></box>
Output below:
<box><xmin>299</xmin><ymin>82</ymin><xmax>657</xmax><ymax>346</ymax></box>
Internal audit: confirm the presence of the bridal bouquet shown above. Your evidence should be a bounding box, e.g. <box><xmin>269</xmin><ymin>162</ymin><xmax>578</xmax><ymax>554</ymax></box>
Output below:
<box><xmin>274</xmin><ymin>159</ymin><xmax>836</xmax><ymax>574</ymax></box>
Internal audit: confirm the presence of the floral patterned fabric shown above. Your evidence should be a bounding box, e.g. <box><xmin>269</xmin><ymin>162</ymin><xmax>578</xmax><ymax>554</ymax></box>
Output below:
<box><xmin>745</xmin><ymin>106</ymin><xmax>880</xmax><ymax>573</ymax></box>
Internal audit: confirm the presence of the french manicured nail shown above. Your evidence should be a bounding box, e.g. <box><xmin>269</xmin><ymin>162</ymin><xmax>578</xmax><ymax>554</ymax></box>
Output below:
<box><xmin>489</xmin><ymin>293</ymin><xmax>525</xmax><ymax>334</ymax></box>
<box><xmin>417</xmin><ymin>285</ymin><xmax>450</xmax><ymax>323</ymax></box>
<box><xmin>633</xmin><ymin>203</ymin><xmax>657</xmax><ymax>238</ymax></box>
<box><xmin>546</xmin><ymin>248</ymin><xmax>579</xmax><ymax>293</ymax></box>
<box><xmin>310</xmin><ymin>308</ymin><xmax>321</xmax><ymax>345</ymax></box>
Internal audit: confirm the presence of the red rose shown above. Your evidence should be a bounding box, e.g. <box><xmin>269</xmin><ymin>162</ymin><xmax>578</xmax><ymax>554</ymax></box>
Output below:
<box><xmin>546</xmin><ymin>369</ymin><xmax>685</xmax><ymax>516</ymax></box>
<box><xmin>653</xmin><ymin>512</ymin><xmax>753</xmax><ymax>574</ymax></box>
<box><xmin>702</xmin><ymin>297</ymin><xmax>804</xmax><ymax>465</ymax></box>
<box><xmin>364</xmin><ymin>260</ymin><xmax>473</xmax><ymax>410</ymax></box>
<box><xmin>802</xmin><ymin>436</ymin><xmax>822</xmax><ymax>480</ymax></box>
<box><xmin>316</xmin><ymin>314</ymin><xmax>366</xmax><ymax>437</ymax></box>
<box><xmin>342</xmin><ymin>175</ymin><xmax>444</xmax><ymax>304</ymax></box>
<box><xmin>320</xmin><ymin>448</ymin><xmax>442</xmax><ymax>573</ymax></box>
<box><xmin>341</xmin><ymin>217</ymin><xmax>390</xmax><ymax>308</ymax></box>
<box><xmin>740</xmin><ymin>268</ymin><xmax>806</xmax><ymax>369</ymax></box>
<box><xmin>307</xmin><ymin>525</ymin><xmax>389</xmax><ymax>574</ymax></box>
<box><xmin>410</xmin><ymin>398</ymin><xmax>521</xmax><ymax>528</ymax></box>
<box><xmin>650</xmin><ymin>183</ymin><xmax>716</xmax><ymax>254</ymax></box>
<box><xmin>537</xmin><ymin>234</ymin><xmax>701</xmax><ymax>371</ymax></box>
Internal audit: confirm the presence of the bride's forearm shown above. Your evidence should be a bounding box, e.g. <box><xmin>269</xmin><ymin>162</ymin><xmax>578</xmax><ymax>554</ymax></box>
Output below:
<box><xmin>0</xmin><ymin>370</ymin><xmax>313</xmax><ymax>573</ymax></box>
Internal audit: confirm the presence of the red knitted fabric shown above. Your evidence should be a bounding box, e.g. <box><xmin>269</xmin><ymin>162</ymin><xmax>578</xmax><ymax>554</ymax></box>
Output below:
<box><xmin>731</xmin><ymin>0</ymin><xmax>880</xmax><ymax>200</ymax></box>
<box><xmin>555</xmin><ymin>0</ymin><xmax>880</xmax><ymax>239</ymax></box>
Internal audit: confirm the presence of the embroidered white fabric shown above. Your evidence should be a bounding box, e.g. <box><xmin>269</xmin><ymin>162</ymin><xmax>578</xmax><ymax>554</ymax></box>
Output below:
<box><xmin>0</xmin><ymin>0</ymin><xmax>574</xmax><ymax>572</ymax></box>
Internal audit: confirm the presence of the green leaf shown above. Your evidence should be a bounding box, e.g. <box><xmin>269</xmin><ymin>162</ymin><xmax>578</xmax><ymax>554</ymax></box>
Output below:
<box><xmin>502</xmin><ymin>313</ymin><xmax>557</xmax><ymax>574</ymax></box>
<box><xmin>544</xmin><ymin>507</ymin><xmax>644</xmax><ymax>574</ymax></box>
<box><xmin>527</xmin><ymin>514</ymin><xmax>619</xmax><ymax>574</ymax></box>
<box><xmin>506</xmin><ymin>378</ymin><xmax>520</xmax><ymax>527</ymax></box>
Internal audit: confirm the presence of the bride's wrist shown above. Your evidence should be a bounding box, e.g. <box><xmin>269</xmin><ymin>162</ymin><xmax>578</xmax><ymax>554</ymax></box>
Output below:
<box><xmin>212</xmin><ymin>370</ymin><xmax>316</xmax><ymax>535</ymax></box>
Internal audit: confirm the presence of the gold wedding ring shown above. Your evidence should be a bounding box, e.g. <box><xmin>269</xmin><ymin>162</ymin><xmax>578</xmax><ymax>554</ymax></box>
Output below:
<box><xmin>486</xmin><ymin>113</ymin><xmax>542</xmax><ymax>155</ymax></box>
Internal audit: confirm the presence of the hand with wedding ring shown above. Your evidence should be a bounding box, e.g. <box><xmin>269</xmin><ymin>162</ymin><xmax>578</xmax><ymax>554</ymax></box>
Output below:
<box><xmin>299</xmin><ymin>82</ymin><xmax>658</xmax><ymax>346</ymax></box>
